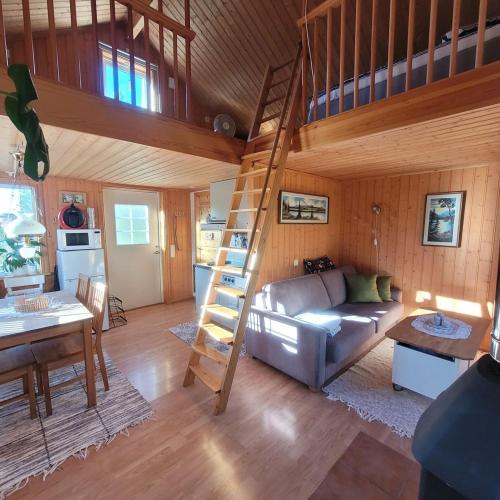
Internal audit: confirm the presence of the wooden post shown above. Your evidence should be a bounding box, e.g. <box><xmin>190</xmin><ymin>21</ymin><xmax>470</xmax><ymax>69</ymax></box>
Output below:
<box><xmin>144</xmin><ymin>15</ymin><xmax>152</xmax><ymax>111</ymax></box>
<box><xmin>91</xmin><ymin>0</ymin><xmax>99</xmax><ymax>93</ymax></box>
<box><xmin>185</xmin><ymin>0</ymin><xmax>192</xmax><ymax>121</ymax></box>
<box><xmin>301</xmin><ymin>24</ymin><xmax>307</xmax><ymax>122</ymax></box>
<box><xmin>339</xmin><ymin>0</ymin><xmax>346</xmax><ymax>113</ymax></box>
<box><xmin>325</xmin><ymin>7</ymin><xmax>333</xmax><ymax>117</ymax></box>
<box><xmin>427</xmin><ymin>0</ymin><xmax>438</xmax><ymax>84</ymax></box>
<box><xmin>110</xmin><ymin>0</ymin><xmax>119</xmax><ymax>100</ymax></box>
<box><xmin>158</xmin><ymin>24</ymin><xmax>166</xmax><ymax>114</ymax></box>
<box><xmin>0</xmin><ymin>0</ymin><xmax>8</xmax><ymax>67</ymax></box>
<box><xmin>173</xmin><ymin>32</ymin><xmax>180</xmax><ymax>119</ymax></box>
<box><xmin>22</xmin><ymin>0</ymin><xmax>35</xmax><ymax>73</ymax></box>
<box><xmin>449</xmin><ymin>0</ymin><xmax>461</xmax><ymax>77</ymax></box>
<box><xmin>69</xmin><ymin>0</ymin><xmax>81</xmax><ymax>88</ymax></box>
<box><xmin>354</xmin><ymin>0</ymin><xmax>361</xmax><ymax>108</ymax></box>
<box><xmin>369</xmin><ymin>0</ymin><xmax>378</xmax><ymax>103</ymax></box>
<box><xmin>127</xmin><ymin>6</ymin><xmax>136</xmax><ymax>107</ymax></box>
<box><xmin>386</xmin><ymin>0</ymin><xmax>396</xmax><ymax>97</ymax></box>
<box><xmin>312</xmin><ymin>19</ymin><xmax>319</xmax><ymax>121</ymax></box>
<box><xmin>46</xmin><ymin>0</ymin><xmax>58</xmax><ymax>80</ymax></box>
<box><xmin>475</xmin><ymin>0</ymin><xmax>488</xmax><ymax>68</ymax></box>
<box><xmin>405</xmin><ymin>0</ymin><xmax>415</xmax><ymax>91</ymax></box>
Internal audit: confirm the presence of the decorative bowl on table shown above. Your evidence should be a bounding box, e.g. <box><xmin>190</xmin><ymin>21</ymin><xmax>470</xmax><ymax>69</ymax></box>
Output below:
<box><xmin>14</xmin><ymin>295</ymin><xmax>49</xmax><ymax>313</ymax></box>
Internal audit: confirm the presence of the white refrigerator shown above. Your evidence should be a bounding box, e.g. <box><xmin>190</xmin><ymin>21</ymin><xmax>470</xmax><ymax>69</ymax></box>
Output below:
<box><xmin>57</xmin><ymin>249</ymin><xmax>109</xmax><ymax>330</ymax></box>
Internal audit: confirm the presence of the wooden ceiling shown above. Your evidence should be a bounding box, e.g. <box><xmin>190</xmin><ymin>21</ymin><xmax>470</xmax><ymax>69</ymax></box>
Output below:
<box><xmin>0</xmin><ymin>116</ymin><xmax>238</xmax><ymax>188</ymax></box>
<box><xmin>286</xmin><ymin>102</ymin><xmax>500</xmax><ymax>179</ymax></box>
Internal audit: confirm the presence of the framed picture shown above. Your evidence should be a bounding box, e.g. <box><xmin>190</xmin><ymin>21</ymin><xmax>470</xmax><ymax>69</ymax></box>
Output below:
<box><xmin>422</xmin><ymin>191</ymin><xmax>466</xmax><ymax>247</ymax></box>
<box><xmin>278</xmin><ymin>191</ymin><xmax>329</xmax><ymax>224</ymax></box>
<box><xmin>59</xmin><ymin>191</ymin><xmax>87</xmax><ymax>205</ymax></box>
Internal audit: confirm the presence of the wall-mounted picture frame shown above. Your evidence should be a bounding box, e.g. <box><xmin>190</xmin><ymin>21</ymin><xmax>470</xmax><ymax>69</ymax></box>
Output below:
<box><xmin>422</xmin><ymin>191</ymin><xmax>466</xmax><ymax>247</ymax></box>
<box><xmin>59</xmin><ymin>191</ymin><xmax>87</xmax><ymax>205</ymax></box>
<box><xmin>278</xmin><ymin>191</ymin><xmax>329</xmax><ymax>224</ymax></box>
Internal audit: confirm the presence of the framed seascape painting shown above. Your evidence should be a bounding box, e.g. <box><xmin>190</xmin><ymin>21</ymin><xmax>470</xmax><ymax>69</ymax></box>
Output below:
<box><xmin>422</xmin><ymin>192</ymin><xmax>466</xmax><ymax>247</ymax></box>
<box><xmin>278</xmin><ymin>191</ymin><xmax>329</xmax><ymax>224</ymax></box>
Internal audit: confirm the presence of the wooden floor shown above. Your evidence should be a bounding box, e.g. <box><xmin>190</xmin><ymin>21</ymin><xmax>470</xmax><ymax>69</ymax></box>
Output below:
<box><xmin>13</xmin><ymin>299</ymin><xmax>416</xmax><ymax>500</ymax></box>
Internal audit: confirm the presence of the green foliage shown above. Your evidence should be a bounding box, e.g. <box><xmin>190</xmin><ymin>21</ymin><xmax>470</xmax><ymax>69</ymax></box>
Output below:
<box><xmin>2</xmin><ymin>64</ymin><xmax>49</xmax><ymax>181</ymax></box>
<box><xmin>0</xmin><ymin>226</ymin><xmax>43</xmax><ymax>273</ymax></box>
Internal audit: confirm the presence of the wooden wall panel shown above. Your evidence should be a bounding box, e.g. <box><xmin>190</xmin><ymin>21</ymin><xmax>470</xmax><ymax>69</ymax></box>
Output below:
<box><xmin>0</xmin><ymin>173</ymin><xmax>192</xmax><ymax>303</ymax></box>
<box><xmin>339</xmin><ymin>166</ymin><xmax>500</xmax><ymax>327</ymax></box>
<box><xmin>257</xmin><ymin>169</ymin><xmax>342</xmax><ymax>289</ymax></box>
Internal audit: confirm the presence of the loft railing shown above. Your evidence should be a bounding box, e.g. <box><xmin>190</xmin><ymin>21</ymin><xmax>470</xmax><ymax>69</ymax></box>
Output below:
<box><xmin>298</xmin><ymin>0</ymin><xmax>494</xmax><ymax>124</ymax></box>
<box><xmin>1</xmin><ymin>0</ymin><xmax>194</xmax><ymax>122</ymax></box>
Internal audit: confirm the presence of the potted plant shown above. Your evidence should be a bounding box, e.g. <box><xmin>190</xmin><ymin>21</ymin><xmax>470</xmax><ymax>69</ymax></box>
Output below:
<box><xmin>0</xmin><ymin>227</ymin><xmax>43</xmax><ymax>275</ymax></box>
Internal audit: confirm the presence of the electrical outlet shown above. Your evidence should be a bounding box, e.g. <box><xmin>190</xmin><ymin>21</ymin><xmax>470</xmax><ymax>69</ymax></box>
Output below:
<box><xmin>170</xmin><ymin>244</ymin><xmax>176</xmax><ymax>257</ymax></box>
<box><xmin>293</xmin><ymin>259</ymin><xmax>299</xmax><ymax>267</ymax></box>
<box><xmin>168</xmin><ymin>77</ymin><xmax>175</xmax><ymax>89</ymax></box>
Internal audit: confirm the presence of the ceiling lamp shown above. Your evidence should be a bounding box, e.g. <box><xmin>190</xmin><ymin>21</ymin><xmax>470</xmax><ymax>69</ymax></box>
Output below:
<box><xmin>5</xmin><ymin>216</ymin><xmax>46</xmax><ymax>259</ymax></box>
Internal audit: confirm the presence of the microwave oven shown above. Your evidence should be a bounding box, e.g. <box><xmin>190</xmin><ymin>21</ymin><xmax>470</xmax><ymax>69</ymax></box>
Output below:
<box><xmin>57</xmin><ymin>229</ymin><xmax>102</xmax><ymax>251</ymax></box>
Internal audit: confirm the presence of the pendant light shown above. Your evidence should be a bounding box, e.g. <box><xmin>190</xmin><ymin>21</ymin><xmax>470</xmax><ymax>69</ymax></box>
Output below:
<box><xmin>5</xmin><ymin>215</ymin><xmax>46</xmax><ymax>259</ymax></box>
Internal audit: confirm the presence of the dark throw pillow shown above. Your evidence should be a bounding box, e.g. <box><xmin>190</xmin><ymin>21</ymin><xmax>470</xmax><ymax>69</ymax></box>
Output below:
<box><xmin>303</xmin><ymin>256</ymin><xmax>335</xmax><ymax>275</ymax></box>
<box><xmin>345</xmin><ymin>273</ymin><xmax>382</xmax><ymax>303</ymax></box>
<box><xmin>377</xmin><ymin>276</ymin><xmax>393</xmax><ymax>301</ymax></box>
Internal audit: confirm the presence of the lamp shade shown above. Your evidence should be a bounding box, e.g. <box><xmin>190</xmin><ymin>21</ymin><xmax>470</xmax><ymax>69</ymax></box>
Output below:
<box><xmin>5</xmin><ymin>216</ymin><xmax>46</xmax><ymax>238</ymax></box>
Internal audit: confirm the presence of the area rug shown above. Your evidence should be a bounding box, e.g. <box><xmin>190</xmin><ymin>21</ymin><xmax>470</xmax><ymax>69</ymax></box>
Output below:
<box><xmin>169</xmin><ymin>320</ymin><xmax>246</xmax><ymax>357</ymax></box>
<box><xmin>0</xmin><ymin>354</ymin><xmax>153</xmax><ymax>499</ymax></box>
<box><xmin>323</xmin><ymin>339</ymin><xmax>431</xmax><ymax>438</ymax></box>
<box><xmin>310</xmin><ymin>432</ymin><xmax>419</xmax><ymax>499</ymax></box>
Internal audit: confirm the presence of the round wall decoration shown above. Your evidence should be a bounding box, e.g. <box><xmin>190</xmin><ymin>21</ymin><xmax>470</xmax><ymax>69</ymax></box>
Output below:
<box><xmin>58</xmin><ymin>203</ymin><xmax>86</xmax><ymax>229</ymax></box>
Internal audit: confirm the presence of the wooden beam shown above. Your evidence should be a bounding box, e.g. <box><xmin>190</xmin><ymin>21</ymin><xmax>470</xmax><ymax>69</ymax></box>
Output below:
<box><xmin>386</xmin><ymin>0</ymin><xmax>396</xmax><ymax>97</ymax></box>
<box><xmin>325</xmin><ymin>7</ymin><xmax>333</xmax><ymax>117</ymax></box>
<box><xmin>405</xmin><ymin>0</ymin><xmax>415</xmax><ymax>91</ymax></box>
<box><xmin>426</xmin><ymin>0</ymin><xmax>438</xmax><ymax>84</ymax></box>
<box><xmin>0</xmin><ymin>69</ymin><xmax>245</xmax><ymax>164</ymax></box>
<box><xmin>353</xmin><ymin>0</ymin><xmax>361</xmax><ymax>108</ymax></box>
<box><xmin>22</xmin><ymin>0</ymin><xmax>35</xmax><ymax>73</ymax></box>
<box><xmin>338</xmin><ymin>0</ymin><xmax>346</xmax><ymax>113</ymax></box>
<box><xmin>475</xmin><ymin>0</ymin><xmax>488</xmax><ymax>68</ymax></box>
<box><xmin>297</xmin><ymin>0</ymin><xmax>341</xmax><ymax>27</ymax></box>
<box><xmin>0</xmin><ymin>1</ymin><xmax>7</xmax><ymax>66</ymax></box>
<box><xmin>449</xmin><ymin>0</ymin><xmax>461</xmax><ymax>77</ymax></box>
<box><xmin>369</xmin><ymin>0</ymin><xmax>378</xmax><ymax>103</ymax></box>
<box><xmin>132</xmin><ymin>0</ymin><xmax>156</xmax><ymax>39</ymax></box>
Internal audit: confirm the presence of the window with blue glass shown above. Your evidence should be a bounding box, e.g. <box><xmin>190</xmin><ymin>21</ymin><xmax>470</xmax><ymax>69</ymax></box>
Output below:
<box><xmin>99</xmin><ymin>43</ymin><xmax>160</xmax><ymax>112</ymax></box>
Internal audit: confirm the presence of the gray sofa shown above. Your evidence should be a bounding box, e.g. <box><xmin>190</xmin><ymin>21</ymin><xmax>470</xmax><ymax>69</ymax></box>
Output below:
<box><xmin>246</xmin><ymin>266</ymin><xmax>404</xmax><ymax>391</ymax></box>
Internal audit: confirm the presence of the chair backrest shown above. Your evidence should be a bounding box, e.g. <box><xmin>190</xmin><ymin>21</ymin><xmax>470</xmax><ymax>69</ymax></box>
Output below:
<box><xmin>86</xmin><ymin>281</ymin><xmax>107</xmax><ymax>337</ymax></box>
<box><xmin>76</xmin><ymin>273</ymin><xmax>91</xmax><ymax>304</ymax></box>
<box><xmin>4</xmin><ymin>275</ymin><xmax>45</xmax><ymax>297</ymax></box>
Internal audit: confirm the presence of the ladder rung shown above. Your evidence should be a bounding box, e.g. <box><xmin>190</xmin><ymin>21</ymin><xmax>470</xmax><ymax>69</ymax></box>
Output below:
<box><xmin>192</xmin><ymin>343</ymin><xmax>229</xmax><ymax>366</ymax></box>
<box><xmin>241</xmin><ymin>149</ymin><xmax>273</xmax><ymax>161</ymax></box>
<box><xmin>219</xmin><ymin>246</ymin><xmax>248</xmax><ymax>253</ymax></box>
<box><xmin>189</xmin><ymin>364</ymin><xmax>222</xmax><ymax>392</ymax></box>
<box><xmin>205</xmin><ymin>304</ymin><xmax>240</xmax><ymax>320</ymax></box>
<box><xmin>201</xmin><ymin>322</ymin><xmax>235</xmax><ymax>344</ymax></box>
<box><xmin>214</xmin><ymin>285</ymin><xmax>245</xmax><ymax>298</ymax></box>
<box><xmin>229</xmin><ymin>208</ymin><xmax>258</xmax><ymax>213</ymax></box>
<box><xmin>234</xmin><ymin>187</ymin><xmax>271</xmax><ymax>195</ymax></box>
<box><xmin>269</xmin><ymin>77</ymin><xmax>289</xmax><ymax>89</ymax></box>
<box><xmin>238</xmin><ymin>168</ymin><xmax>269</xmax><ymax>178</ymax></box>
<box><xmin>272</xmin><ymin>58</ymin><xmax>294</xmax><ymax>73</ymax></box>
<box><xmin>212</xmin><ymin>265</ymin><xmax>248</xmax><ymax>276</ymax></box>
<box><xmin>260</xmin><ymin>112</ymin><xmax>281</xmax><ymax>123</ymax></box>
<box><xmin>225</xmin><ymin>228</ymin><xmax>257</xmax><ymax>233</ymax></box>
<box><xmin>264</xmin><ymin>94</ymin><xmax>285</xmax><ymax>106</ymax></box>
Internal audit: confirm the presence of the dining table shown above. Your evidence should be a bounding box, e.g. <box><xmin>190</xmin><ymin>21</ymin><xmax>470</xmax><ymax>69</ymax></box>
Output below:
<box><xmin>0</xmin><ymin>290</ymin><xmax>96</xmax><ymax>408</ymax></box>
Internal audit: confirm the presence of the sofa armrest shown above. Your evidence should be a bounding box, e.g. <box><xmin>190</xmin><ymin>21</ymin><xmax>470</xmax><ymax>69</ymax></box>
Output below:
<box><xmin>245</xmin><ymin>307</ymin><xmax>328</xmax><ymax>390</ymax></box>
<box><xmin>391</xmin><ymin>287</ymin><xmax>403</xmax><ymax>302</ymax></box>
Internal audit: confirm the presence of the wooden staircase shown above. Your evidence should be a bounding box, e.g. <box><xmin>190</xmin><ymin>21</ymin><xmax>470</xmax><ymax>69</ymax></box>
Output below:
<box><xmin>183</xmin><ymin>45</ymin><xmax>303</xmax><ymax>415</ymax></box>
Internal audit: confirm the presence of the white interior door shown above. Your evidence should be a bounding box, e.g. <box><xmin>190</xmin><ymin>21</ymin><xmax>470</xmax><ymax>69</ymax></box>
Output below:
<box><xmin>103</xmin><ymin>188</ymin><xmax>163</xmax><ymax>310</ymax></box>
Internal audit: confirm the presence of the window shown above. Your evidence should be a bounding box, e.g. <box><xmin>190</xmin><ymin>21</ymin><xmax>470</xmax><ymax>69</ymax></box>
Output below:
<box><xmin>114</xmin><ymin>204</ymin><xmax>150</xmax><ymax>246</ymax></box>
<box><xmin>99</xmin><ymin>43</ymin><xmax>160</xmax><ymax>112</ymax></box>
<box><xmin>0</xmin><ymin>184</ymin><xmax>39</xmax><ymax>272</ymax></box>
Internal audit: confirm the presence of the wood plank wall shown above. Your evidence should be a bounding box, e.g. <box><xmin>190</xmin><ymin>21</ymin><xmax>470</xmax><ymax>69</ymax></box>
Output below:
<box><xmin>0</xmin><ymin>173</ymin><xmax>193</xmax><ymax>303</ymax></box>
<box><xmin>340</xmin><ymin>166</ymin><xmax>500</xmax><ymax>323</ymax></box>
<box><xmin>257</xmin><ymin>169</ymin><xmax>342</xmax><ymax>289</ymax></box>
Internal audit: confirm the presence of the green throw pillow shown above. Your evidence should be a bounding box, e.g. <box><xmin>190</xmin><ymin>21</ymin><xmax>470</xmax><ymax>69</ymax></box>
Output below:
<box><xmin>377</xmin><ymin>276</ymin><xmax>393</xmax><ymax>302</ymax></box>
<box><xmin>345</xmin><ymin>273</ymin><xmax>382</xmax><ymax>303</ymax></box>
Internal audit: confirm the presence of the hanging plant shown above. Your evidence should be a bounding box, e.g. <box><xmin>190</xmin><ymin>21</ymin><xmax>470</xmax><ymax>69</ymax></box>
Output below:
<box><xmin>1</xmin><ymin>64</ymin><xmax>49</xmax><ymax>181</ymax></box>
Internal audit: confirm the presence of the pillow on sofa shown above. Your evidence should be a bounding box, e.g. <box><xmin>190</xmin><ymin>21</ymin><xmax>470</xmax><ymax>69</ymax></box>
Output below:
<box><xmin>345</xmin><ymin>273</ymin><xmax>382</xmax><ymax>303</ymax></box>
<box><xmin>294</xmin><ymin>310</ymin><xmax>341</xmax><ymax>337</ymax></box>
<box><xmin>376</xmin><ymin>276</ymin><xmax>393</xmax><ymax>301</ymax></box>
<box><xmin>303</xmin><ymin>256</ymin><xmax>335</xmax><ymax>275</ymax></box>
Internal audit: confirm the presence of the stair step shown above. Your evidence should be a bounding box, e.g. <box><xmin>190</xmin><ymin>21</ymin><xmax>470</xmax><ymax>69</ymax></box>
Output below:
<box><xmin>238</xmin><ymin>168</ymin><xmax>270</xmax><ymax>178</ymax></box>
<box><xmin>201</xmin><ymin>322</ymin><xmax>235</xmax><ymax>344</ymax></box>
<box><xmin>214</xmin><ymin>285</ymin><xmax>245</xmax><ymax>298</ymax></box>
<box><xmin>189</xmin><ymin>363</ymin><xmax>222</xmax><ymax>392</ymax></box>
<box><xmin>265</xmin><ymin>94</ymin><xmax>285</xmax><ymax>106</ymax></box>
<box><xmin>224</xmin><ymin>228</ymin><xmax>254</xmax><ymax>233</ymax></box>
<box><xmin>205</xmin><ymin>304</ymin><xmax>240</xmax><ymax>320</ymax></box>
<box><xmin>272</xmin><ymin>58</ymin><xmax>294</xmax><ymax>73</ymax></box>
<box><xmin>234</xmin><ymin>187</ymin><xmax>270</xmax><ymax>195</ymax></box>
<box><xmin>241</xmin><ymin>149</ymin><xmax>274</xmax><ymax>161</ymax></box>
<box><xmin>229</xmin><ymin>208</ymin><xmax>258</xmax><ymax>213</ymax></box>
<box><xmin>219</xmin><ymin>246</ymin><xmax>248</xmax><ymax>253</ymax></box>
<box><xmin>270</xmin><ymin>77</ymin><xmax>289</xmax><ymax>89</ymax></box>
<box><xmin>261</xmin><ymin>112</ymin><xmax>281</xmax><ymax>123</ymax></box>
<box><xmin>192</xmin><ymin>343</ymin><xmax>229</xmax><ymax>366</ymax></box>
<box><xmin>212</xmin><ymin>265</ymin><xmax>248</xmax><ymax>276</ymax></box>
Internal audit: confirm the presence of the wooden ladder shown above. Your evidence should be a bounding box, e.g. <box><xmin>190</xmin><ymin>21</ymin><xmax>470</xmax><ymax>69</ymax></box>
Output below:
<box><xmin>183</xmin><ymin>45</ymin><xmax>303</xmax><ymax>415</ymax></box>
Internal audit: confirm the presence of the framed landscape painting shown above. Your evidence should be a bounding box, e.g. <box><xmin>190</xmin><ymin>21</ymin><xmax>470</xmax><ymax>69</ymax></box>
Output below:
<box><xmin>422</xmin><ymin>192</ymin><xmax>466</xmax><ymax>247</ymax></box>
<box><xmin>278</xmin><ymin>191</ymin><xmax>329</xmax><ymax>224</ymax></box>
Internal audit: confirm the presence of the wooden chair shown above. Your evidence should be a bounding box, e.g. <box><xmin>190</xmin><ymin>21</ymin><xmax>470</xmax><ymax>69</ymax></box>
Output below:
<box><xmin>0</xmin><ymin>345</ymin><xmax>37</xmax><ymax>419</ymax></box>
<box><xmin>76</xmin><ymin>273</ymin><xmax>91</xmax><ymax>303</ymax></box>
<box><xmin>4</xmin><ymin>275</ymin><xmax>45</xmax><ymax>297</ymax></box>
<box><xmin>32</xmin><ymin>282</ymin><xmax>109</xmax><ymax>416</ymax></box>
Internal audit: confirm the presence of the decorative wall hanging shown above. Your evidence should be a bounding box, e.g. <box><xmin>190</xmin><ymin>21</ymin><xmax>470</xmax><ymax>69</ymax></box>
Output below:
<box><xmin>59</xmin><ymin>191</ymin><xmax>87</xmax><ymax>205</ymax></box>
<box><xmin>278</xmin><ymin>191</ymin><xmax>329</xmax><ymax>224</ymax></box>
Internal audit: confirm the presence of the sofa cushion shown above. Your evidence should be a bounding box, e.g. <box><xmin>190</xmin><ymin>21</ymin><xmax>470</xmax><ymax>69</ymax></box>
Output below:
<box><xmin>377</xmin><ymin>276</ymin><xmax>393</xmax><ymax>301</ymax></box>
<box><xmin>333</xmin><ymin>301</ymin><xmax>404</xmax><ymax>334</ymax></box>
<box><xmin>326</xmin><ymin>314</ymin><xmax>376</xmax><ymax>364</ymax></box>
<box><xmin>294</xmin><ymin>310</ymin><xmax>341</xmax><ymax>336</ymax></box>
<box><xmin>345</xmin><ymin>273</ymin><xmax>383</xmax><ymax>303</ymax></box>
<box><xmin>264</xmin><ymin>274</ymin><xmax>332</xmax><ymax>317</ymax></box>
<box><xmin>319</xmin><ymin>265</ymin><xmax>357</xmax><ymax>307</ymax></box>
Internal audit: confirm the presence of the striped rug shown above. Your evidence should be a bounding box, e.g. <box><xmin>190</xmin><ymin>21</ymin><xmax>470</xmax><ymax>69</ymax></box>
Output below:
<box><xmin>0</xmin><ymin>354</ymin><xmax>153</xmax><ymax>498</ymax></box>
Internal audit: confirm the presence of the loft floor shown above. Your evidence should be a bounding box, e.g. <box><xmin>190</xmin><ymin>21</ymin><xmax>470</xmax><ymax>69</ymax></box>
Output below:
<box><xmin>12</xmin><ymin>300</ymin><xmax>415</xmax><ymax>500</ymax></box>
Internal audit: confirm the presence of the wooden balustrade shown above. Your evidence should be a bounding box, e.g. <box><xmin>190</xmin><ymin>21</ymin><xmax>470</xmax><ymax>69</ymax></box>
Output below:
<box><xmin>1</xmin><ymin>0</ymin><xmax>194</xmax><ymax>122</ymax></box>
<box><xmin>297</xmin><ymin>0</ymin><xmax>493</xmax><ymax>125</ymax></box>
